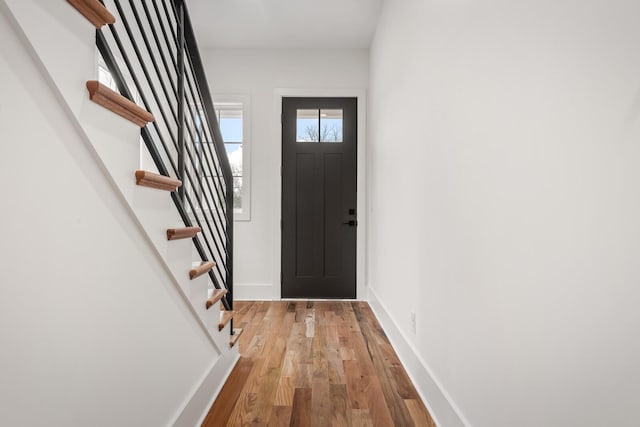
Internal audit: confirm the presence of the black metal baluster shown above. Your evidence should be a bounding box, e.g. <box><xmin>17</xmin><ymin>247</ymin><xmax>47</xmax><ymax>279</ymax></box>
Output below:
<box><xmin>176</xmin><ymin>1</ymin><xmax>185</xmax><ymax>202</ymax></box>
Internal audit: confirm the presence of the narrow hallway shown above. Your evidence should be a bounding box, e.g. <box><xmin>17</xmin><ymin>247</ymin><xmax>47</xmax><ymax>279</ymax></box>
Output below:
<box><xmin>203</xmin><ymin>301</ymin><xmax>435</xmax><ymax>426</ymax></box>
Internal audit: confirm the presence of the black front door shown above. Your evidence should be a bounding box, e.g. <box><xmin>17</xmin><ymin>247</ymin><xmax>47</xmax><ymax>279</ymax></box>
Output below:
<box><xmin>281</xmin><ymin>97</ymin><xmax>357</xmax><ymax>299</ymax></box>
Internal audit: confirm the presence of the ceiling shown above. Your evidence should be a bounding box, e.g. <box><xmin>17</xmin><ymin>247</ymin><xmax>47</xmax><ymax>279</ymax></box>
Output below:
<box><xmin>187</xmin><ymin>0</ymin><xmax>383</xmax><ymax>49</ymax></box>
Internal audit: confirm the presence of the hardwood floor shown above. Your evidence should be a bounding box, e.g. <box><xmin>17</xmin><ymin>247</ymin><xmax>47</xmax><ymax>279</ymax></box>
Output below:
<box><xmin>202</xmin><ymin>301</ymin><xmax>436</xmax><ymax>427</ymax></box>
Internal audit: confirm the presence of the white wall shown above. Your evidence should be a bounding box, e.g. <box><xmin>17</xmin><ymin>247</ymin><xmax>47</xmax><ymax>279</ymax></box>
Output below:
<box><xmin>369</xmin><ymin>0</ymin><xmax>640</xmax><ymax>426</ymax></box>
<box><xmin>202</xmin><ymin>48</ymin><xmax>369</xmax><ymax>299</ymax></box>
<box><xmin>0</xmin><ymin>3</ymin><xmax>221</xmax><ymax>425</ymax></box>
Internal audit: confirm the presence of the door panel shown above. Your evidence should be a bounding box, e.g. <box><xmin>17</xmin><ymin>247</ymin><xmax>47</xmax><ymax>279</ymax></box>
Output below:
<box><xmin>295</xmin><ymin>153</ymin><xmax>315</xmax><ymax>277</ymax></box>
<box><xmin>282</xmin><ymin>97</ymin><xmax>357</xmax><ymax>299</ymax></box>
<box><xmin>324</xmin><ymin>153</ymin><xmax>344</xmax><ymax>278</ymax></box>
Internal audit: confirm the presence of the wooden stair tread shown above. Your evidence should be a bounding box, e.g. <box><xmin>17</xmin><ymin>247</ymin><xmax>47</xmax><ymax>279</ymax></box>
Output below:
<box><xmin>206</xmin><ymin>289</ymin><xmax>227</xmax><ymax>310</ymax></box>
<box><xmin>218</xmin><ymin>310</ymin><xmax>234</xmax><ymax>331</ymax></box>
<box><xmin>190</xmin><ymin>261</ymin><xmax>216</xmax><ymax>280</ymax></box>
<box><xmin>67</xmin><ymin>0</ymin><xmax>115</xmax><ymax>28</ymax></box>
<box><xmin>229</xmin><ymin>328</ymin><xmax>243</xmax><ymax>348</ymax></box>
<box><xmin>135</xmin><ymin>170</ymin><xmax>181</xmax><ymax>192</ymax></box>
<box><xmin>167</xmin><ymin>227</ymin><xmax>201</xmax><ymax>240</ymax></box>
<box><xmin>86</xmin><ymin>80</ymin><xmax>154</xmax><ymax>127</ymax></box>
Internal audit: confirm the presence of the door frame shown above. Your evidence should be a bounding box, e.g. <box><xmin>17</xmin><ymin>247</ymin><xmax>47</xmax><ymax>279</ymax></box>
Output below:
<box><xmin>273</xmin><ymin>88</ymin><xmax>367</xmax><ymax>300</ymax></box>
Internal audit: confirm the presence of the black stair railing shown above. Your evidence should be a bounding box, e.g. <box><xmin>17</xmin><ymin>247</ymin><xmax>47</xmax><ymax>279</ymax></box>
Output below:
<box><xmin>95</xmin><ymin>0</ymin><xmax>234</xmax><ymax>315</ymax></box>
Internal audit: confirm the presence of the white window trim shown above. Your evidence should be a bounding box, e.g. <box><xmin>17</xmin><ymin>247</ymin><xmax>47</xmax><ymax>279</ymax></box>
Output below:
<box><xmin>214</xmin><ymin>93</ymin><xmax>251</xmax><ymax>221</ymax></box>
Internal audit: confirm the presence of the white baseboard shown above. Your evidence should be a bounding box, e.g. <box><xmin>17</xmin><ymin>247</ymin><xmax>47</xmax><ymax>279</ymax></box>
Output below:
<box><xmin>233</xmin><ymin>284</ymin><xmax>370</xmax><ymax>302</ymax></box>
<box><xmin>233</xmin><ymin>283</ymin><xmax>276</xmax><ymax>300</ymax></box>
<box><xmin>367</xmin><ymin>287</ymin><xmax>469</xmax><ymax>427</ymax></box>
<box><xmin>171</xmin><ymin>350</ymin><xmax>240</xmax><ymax>427</ymax></box>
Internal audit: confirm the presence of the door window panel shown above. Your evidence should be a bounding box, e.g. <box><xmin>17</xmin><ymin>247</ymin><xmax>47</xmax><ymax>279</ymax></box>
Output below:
<box><xmin>320</xmin><ymin>109</ymin><xmax>343</xmax><ymax>143</ymax></box>
<box><xmin>296</xmin><ymin>109</ymin><xmax>343</xmax><ymax>143</ymax></box>
<box><xmin>296</xmin><ymin>109</ymin><xmax>320</xmax><ymax>142</ymax></box>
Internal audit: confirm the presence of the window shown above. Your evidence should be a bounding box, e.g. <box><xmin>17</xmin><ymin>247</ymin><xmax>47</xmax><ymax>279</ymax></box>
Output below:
<box><xmin>214</xmin><ymin>95</ymin><xmax>251</xmax><ymax>221</ymax></box>
<box><xmin>296</xmin><ymin>108</ymin><xmax>343</xmax><ymax>143</ymax></box>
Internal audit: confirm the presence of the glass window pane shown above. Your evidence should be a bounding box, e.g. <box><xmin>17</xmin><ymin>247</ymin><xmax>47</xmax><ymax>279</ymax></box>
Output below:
<box><xmin>320</xmin><ymin>109</ymin><xmax>343</xmax><ymax>143</ymax></box>
<box><xmin>225</xmin><ymin>143</ymin><xmax>242</xmax><ymax>177</ymax></box>
<box><xmin>219</xmin><ymin>109</ymin><xmax>243</xmax><ymax>143</ymax></box>
<box><xmin>233</xmin><ymin>177</ymin><xmax>242</xmax><ymax>209</ymax></box>
<box><xmin>296</xmin><ymin>109</ymin><xmax>319</xmax><ymax>142</ymax></box>
<box><xmin>221</xmin><ymin>143</ymin><xmax>243</xmax><ymax>211</ymax></box>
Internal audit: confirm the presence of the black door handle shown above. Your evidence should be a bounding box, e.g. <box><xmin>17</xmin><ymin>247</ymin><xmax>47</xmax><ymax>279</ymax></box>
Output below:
<box><xmin>342</xmin><ymin>220</ymin><xmax>357</xmax><ymax>227</ymax></box>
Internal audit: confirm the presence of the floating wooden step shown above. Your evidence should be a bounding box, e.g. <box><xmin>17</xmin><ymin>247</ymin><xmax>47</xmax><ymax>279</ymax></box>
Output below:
<box><xmin>67</xmin><ymin>0</ymin><xmax>115</xmax><ymax>28</ymax></box>
<box><xmin>218</xmin><ymin>310</ymin><xmax>234</xmax><ymax>331</ymax></box>
<box><xmin>229</xmin><ymin>328</ymin><xmax>243</xmax><ymax>348</ymax></box>
<box><xmin>205</xmin><ymin>288</ymin><xmax>227</xmax><ymax>310</ymax></box>
<box><xmin>86</xmin><ymin>80</ymin><xmax>154</xmax><ymax>127</ymax></box>
<box><xmin>135</xmin><ymin>170</ymin><xmax>181</xmax><ymax>192</ymax></box>
<box><xmin>191</xmin><ymin>261</ymin><xmax>216</xmax><ymax>280</ymax></box>
<box><xmin>166</xmin><ymin>227</ymin><xmax>201</xmax><ymax>241</ymax></box>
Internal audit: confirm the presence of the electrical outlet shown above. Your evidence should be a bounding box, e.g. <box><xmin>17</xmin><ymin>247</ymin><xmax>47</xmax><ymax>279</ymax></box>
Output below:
<box><xmin>410</xmin><ymin>312</ymin><xmax>416</xmax><ymax>334</ymax></box>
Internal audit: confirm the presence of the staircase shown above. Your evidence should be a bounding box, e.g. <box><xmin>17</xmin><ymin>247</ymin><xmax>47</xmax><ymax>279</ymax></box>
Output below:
<box><xmin>76</xmin><ymin>0</ymin><xmax>243</xmax><ymax>348</ymax></box>
<box><xmin>1</xmin><ymin>0</ymin><xmax>241</xmax><ymax>424</ymax></box>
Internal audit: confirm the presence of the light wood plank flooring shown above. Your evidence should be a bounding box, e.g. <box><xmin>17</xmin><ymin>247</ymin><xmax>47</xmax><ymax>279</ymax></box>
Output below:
<box><xmin>203</xmin><ymin>301</ymin><xmax>436</xmax><ymax>427</ymax></box>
